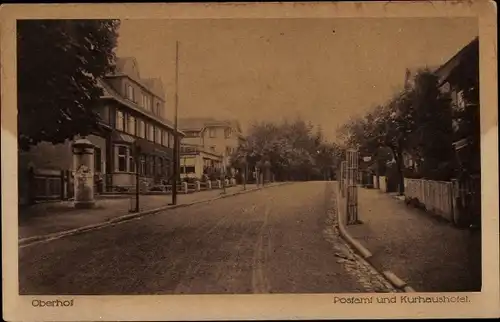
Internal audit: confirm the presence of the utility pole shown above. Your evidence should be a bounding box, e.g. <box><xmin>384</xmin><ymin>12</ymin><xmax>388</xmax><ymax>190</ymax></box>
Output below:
<box><xmin>171</xmin><ymin>41</ymin><xmax>180</xmax><ymax>205</ymax></box>
<box><xmin>135</xmin><ymin>147</ymin><xmax>140</xmax><ymax>213</ymax></box>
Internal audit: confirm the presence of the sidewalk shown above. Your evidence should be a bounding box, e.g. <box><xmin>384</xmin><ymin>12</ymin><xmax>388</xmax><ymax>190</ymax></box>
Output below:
<box><xmin>341</xmin><ymin>187</ymin><xmax>481</xmax><ymax>292</ymax></box>
<box><xmin>19</xmin><ymin>184</ymin><xmax>264</xmax><ymax>240</ymax></box>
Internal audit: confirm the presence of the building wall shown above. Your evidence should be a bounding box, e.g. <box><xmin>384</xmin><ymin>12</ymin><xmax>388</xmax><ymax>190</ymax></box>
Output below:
<box><xmin>182</xmin><ymin>134</ymin><xmax>204</xmax><ymax>147</ymax></box>
<box><xmin>107</xmin><ymin>76</ymin><xmax>165</xmax><ymax>119</ymax></box>
<box><xmin>201</xmin><ymin>126</ymin><xmax>241</xmax><ymax>166</ymax></box>
<box><xmin>180</xmin><ymin>155</ymin><xmax>201</xmax><ymax>178</ymax></box>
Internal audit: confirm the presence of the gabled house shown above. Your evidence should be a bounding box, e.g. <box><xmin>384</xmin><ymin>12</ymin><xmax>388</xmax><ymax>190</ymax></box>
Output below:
<box><xmin>179</xmin><ymin>118</ymin><xmax>245</xmax><ymax>162</ymax></box>
<box><xmin>434</xmin><ymin>37</ymin><xmax>480</xmax><ymax>175</ymax></box>
<box><xmin>19</xmin><ymin>56</ymin><xmax>185</xmax><ymax>202</ymax></box>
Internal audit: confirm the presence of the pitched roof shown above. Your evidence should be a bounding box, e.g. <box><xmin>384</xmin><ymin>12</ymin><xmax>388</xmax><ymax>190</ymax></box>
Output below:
<box><xmin>115</xmin><ymin>57</ymin><xmax>141</xmax><ymax>81</ymax></box>
<box><xmin>178</xmin><ymin>117</ymin><xmax>244</xmax><ymax>136</ymax></box>
<box><xmin>110</xmin><ymin>57</ymin><xmax>166</xmax><ymax>100</ymax></box>
<box><xmin>178</xmin><ymin>117</ymin><xmax>226</xmax><ymax>130</ymax></box>
<box><xmin>98</xmin><ymin>79</ymin><xmax>184</xmax><ymax>136</ymax></box>
<box><xmin>434</xmin><ymin>37</ymin><xmax>479</xmax><ymax>86</ymax></box>
<box><xmin>141</xmin><ymin>78</ymin><xmax>165</xmax><ymax>100</ymax></box>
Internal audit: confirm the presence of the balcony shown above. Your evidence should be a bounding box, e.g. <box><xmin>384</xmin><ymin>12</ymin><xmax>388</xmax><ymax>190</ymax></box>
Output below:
<box><xmin>180</xmin><ymin>144</ymin><xmax>222</xmax><ymax>157</ymax></box>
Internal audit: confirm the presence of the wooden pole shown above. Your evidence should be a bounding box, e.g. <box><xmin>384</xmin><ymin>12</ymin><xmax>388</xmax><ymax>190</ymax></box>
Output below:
<box><xmin>171</xmin><ymin>41</ymin><xmax>180</xmax><ymax>205</ymax></box>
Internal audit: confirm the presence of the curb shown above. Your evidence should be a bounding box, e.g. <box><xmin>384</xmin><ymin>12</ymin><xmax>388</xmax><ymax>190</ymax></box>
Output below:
<box><xmin>19</xmin><ymin>182</ymin><xmax>291</xmax><ymax>248</ymax></box>
<box><xmin>334</xmin><ymin>184</ymin><xmax>415</xmax><ymax>293</ymax></box>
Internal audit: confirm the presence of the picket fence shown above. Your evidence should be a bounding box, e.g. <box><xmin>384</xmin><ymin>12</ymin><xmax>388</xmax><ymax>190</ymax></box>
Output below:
<box><xmin>403</xmin><ymin>178</ymin><xmax>454</xmax><ymax>222</ymax></box>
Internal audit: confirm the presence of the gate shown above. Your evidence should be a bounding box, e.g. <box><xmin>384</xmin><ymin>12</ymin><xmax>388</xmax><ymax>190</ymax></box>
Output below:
<box><xmin>346</xmin><ymin>149</ymin><xmax>359</xmax><ymax>224</ymax></box>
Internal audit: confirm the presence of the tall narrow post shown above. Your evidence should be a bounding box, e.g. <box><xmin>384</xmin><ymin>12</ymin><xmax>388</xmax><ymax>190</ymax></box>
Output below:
<box><xmin>171</xmin><ymin>41</ymin><xmax>180</xmax><ymax>205</ymax></box>
<box><xmin>135</xmin><ymin>159</ymin><xmax>140</xmax><ymax>213</ymax></box>
<box><xmin>243</xmin><ymin>158</ymin><xmax>247</xmax><ymax>190</ymax></box>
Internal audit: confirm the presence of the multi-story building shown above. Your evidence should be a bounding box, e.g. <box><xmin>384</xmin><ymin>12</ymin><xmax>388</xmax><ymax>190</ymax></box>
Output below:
<box><xmin>18</xmin><ymin>56</ymin><xmax>184</xmax><ymax>200</ymax></box>
<box><xmin>96</xmin><ymin>57</ymin><xmax>185</xmax><ymax>189</ymax></box>
<box><xmin>178</xmin><ymin>117</ymin><xmax>245</xmax><ymax>178</ymax></box>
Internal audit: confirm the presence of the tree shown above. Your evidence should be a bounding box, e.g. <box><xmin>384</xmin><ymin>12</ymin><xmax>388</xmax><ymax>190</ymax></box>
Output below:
<box><xmin>17</xmin><ymin>19</ymin><xmax>120</xmax><ymax>151</ymax></box>
<box><xmin>231</xmin><ymin>118</ymin><xmax>341</xmax><ymax>181</ymax></box>
<box><xmin>408</xmin><ymin>70</ymin><xmax>455</xmax><ymax>180</ymax></box>
<box><xmin>337</xmin><ymin>68</ymin><xmax>458</xmax><ymax>193</ymax></box>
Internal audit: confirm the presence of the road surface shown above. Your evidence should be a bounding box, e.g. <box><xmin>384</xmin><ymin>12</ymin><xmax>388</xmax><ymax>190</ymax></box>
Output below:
<box><xmin>19</xmin><ymin>181</ymin><xmax>392</xmax><ymax>295</ymax></box>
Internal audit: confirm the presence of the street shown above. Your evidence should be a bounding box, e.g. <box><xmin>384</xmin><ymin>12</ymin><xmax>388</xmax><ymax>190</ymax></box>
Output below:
<box><xmin>19</xmin><ymin>182</ymin><xmax>393</xmax><ymax>295</ymax></box>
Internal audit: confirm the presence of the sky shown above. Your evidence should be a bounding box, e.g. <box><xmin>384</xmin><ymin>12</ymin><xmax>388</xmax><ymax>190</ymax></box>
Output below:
<box><xmin>116</xmin><ymin>18</ymin><xmax>478</xmax><ymax>141</ymax></box>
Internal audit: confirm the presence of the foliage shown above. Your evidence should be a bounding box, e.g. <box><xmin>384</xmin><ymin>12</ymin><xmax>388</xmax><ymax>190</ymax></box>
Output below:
<box><xmin>17</xmin><ymin>19</ymin><xmax>120</xmax><ymax>151</ymax></box>
<box><xmin>230</xmin><ymin>118</ymin><xmax>341</xmax><ymax>181</ymax></box>
<box><xmin>337</xmin><ymin>68</ymin><xmax>458</xmax><ymax>188</ymax></box>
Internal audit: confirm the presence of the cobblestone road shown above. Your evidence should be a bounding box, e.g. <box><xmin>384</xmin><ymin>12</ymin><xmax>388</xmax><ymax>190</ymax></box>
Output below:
<box><xmin>19</xmin><ymin>181</ymin><xmax>394</xmax><ymax>295</ymax></box>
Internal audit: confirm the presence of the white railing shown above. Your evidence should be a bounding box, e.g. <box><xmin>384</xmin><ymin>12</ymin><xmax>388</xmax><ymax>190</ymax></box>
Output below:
<box><xmin>404</xmin><ymin>178</ymin><xmax>454</xmax><ymax>222</ymax></box>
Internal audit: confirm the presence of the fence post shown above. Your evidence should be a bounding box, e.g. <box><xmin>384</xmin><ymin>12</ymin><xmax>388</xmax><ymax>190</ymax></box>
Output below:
<box><xmin>195</xmin><ymin>181</ymin><xmax>201</xmax><ymax>192</ymax></box>
<box><xmin>217</xmin><ymin>179</ymin><xmax>222</xmax><ymax>189</ymax></box>
<box><xmin>182</xmin><ymin>182</ymin><xmax>188</xmax><ymax>194</ymax></box>
<box><xmin>207</xmin><ymin>181</ymin><xmax>212</xmax><ymax>190</ymax></box>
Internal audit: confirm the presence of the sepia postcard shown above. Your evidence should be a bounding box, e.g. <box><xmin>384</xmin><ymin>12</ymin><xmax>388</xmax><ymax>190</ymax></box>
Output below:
<box><xmin>1</xmin><ymin>1</ymin><xmax>498</xmax><ymax>321</ymax></box>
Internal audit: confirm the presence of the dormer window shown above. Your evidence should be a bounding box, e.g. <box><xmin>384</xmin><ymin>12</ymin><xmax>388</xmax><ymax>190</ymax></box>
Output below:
<box><xmin>126</xmin><ymin>84</ymin><xmax>134</xmax><ymax>101</ymax></box>
<box><xmin>224</xmin><ymin>128</ymin><xmax>232</xmax><ymax>138</ymax></box>
<box><xmin>156</xmin><ymin>102</ymin><xmax>161</xmax><ymax>116</ymax></box>
<box><xmin>209</xmin><ymin>128</ymin><xmax>217</xmax><ymax>138</ymax></box>
<box><xmin>141</xmin><ymin>94</ymin><xmax>151</xmax><ymax>111</ymax></box>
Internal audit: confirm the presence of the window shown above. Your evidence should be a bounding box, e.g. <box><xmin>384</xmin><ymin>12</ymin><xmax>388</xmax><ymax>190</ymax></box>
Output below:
<box><xmin>127</xmin><ymin>115</ymin><xmax>136</xmax><ymax>135</ymax></box>
<box><xmin>117</xmin><ymin>146</ymin><xmax>128</xmax><ymax>172</ymax></box>
<box><xmin>186</xmin><ymin>131</ymin><xmax>199</xmax><ymax>138</ymax></box>
<box><xmin>162</xmin><ymin>131</ymin><xmax>168</xmax><ymax>147</ymax></box>
<box><xmin>210</xmin><ymin>146</ymin><xmax>215</xmax><ymax>152</ymax></box>
<box><xmin>94</xmin><ymin>147</ymin><xmax>102</xmax><ymax>173</ymax></box>
<box><xmin>126</xmin><ymin>85</ymin><xmax>134</xmax><ymax>101</ymax></box>
<box><xmin>157</xmin><ymin>157</ymin><xmax>163</xmax><ymax>176</ymax></box>
<box><xmin>209</xmin><ymin>128</ymin><xmax>217</xmax><ymax>138</ymax></box>
<box><xmin>165</xmin><ymin>160</ymin><xmax>171</xmax><ymax>178</ymax></box>
<box><xmin>226</xmin><ymin>147</ymin><xmax>232</xmax><ymax>156</ymax></box>
<box><xmin>137</xmin><ymin>119</ymin><xmax>146</xmax><ymax>138</ymax></box>
<box><xmin>142</xmin><ymin>94</ymin><xmax>152</xmax><ymax>111</ymax></box>
<box><xmin>116</xmin><ymin>110</ymin><xmax>125</xmax><ymax>131</ymax></box>
<box><xmin>457</xmin><ymin>90</ymin><xmax>466</xmax><ymax>110</ymax></box>
<box><xmin>224</xmin><ymin>128</ymin><xmax>232</xmax><ymax>138</ymax></box>
<box><xmin>156</xmin><ymin>102</ymin><xmax>161</xmax><ymax>116</ymax></box>
<box><xmin>148</xmin><ymin>124</ymin><xmax>154</xmax><ymax>142</ymax></box>
<box><xmin>139</xmin><ymin>155</ymin><xmax>146</xmax><ymax>175</ymax></box>
<box><xmin>169</xmin><ymin>133</ymin><xmax>175</xmax><ymax>148</ymax></box>
<box><xmin>147</xmin><ymin>155</ymin><xmax>154</xmax><ymax>176</ymax></box>
<box><xmin>129</xmin><ymin>154</ymin><xmax>136</xmax><ymax>173</ymax></box>
<box><xmin>155</xmin><ymin>128</ymin><xmax>162</xmax><ymax>144</ymax></box>
<box><xmin>185</xmin><ymin>166</ymin><xmax>195</xmax><ymax>174</ymax></box>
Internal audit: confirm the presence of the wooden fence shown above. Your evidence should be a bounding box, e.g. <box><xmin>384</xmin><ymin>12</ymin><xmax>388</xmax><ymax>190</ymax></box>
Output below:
<box><xmin>19</xmin><ymin>168</ymin><xmax>73</xmax><ymax>205</ymax></box>
<box><xmin>404</xmin><ymin>178</ymin><xmax>454</xmax><ymax>222</ymax></box>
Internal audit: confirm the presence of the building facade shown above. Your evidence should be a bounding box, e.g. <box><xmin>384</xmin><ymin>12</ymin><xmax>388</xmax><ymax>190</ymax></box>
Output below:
<box><xmin>179</xmin><ymin>117</ymin><xmax>245</xmax><ymax>174</ymax></box>
<box><xmin>179</xmin><ymin>143</ymin><xmax>223</xmax><ymax>180</ymax></box>
<box><xmin>19</xmin><ymin>56</ymin><xmax>184</xmax><ymax>199</ymax></box>
<box><xmin>434</xmin><ymin>36</ymin><xmax>479</xmax><ymax>165</ymax></box>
